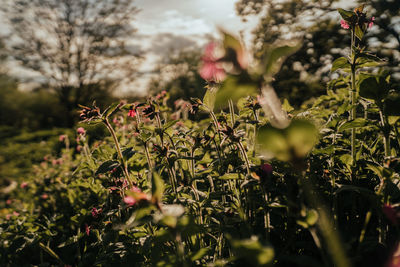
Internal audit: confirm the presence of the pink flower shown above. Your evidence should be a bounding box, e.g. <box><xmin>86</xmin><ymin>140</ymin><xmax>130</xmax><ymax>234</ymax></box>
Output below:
<box><xmin>124</xmin><ymin>196</ymin><xmax>137</xmax><ymax>207</ymax></box>
<box><xmin>59</xmin><ymin>135</ymin><xmax>66</xmax><ymax>142</ymax></box>
<box><xmin>76</xmin><ymin>145</ymin><xmax>82</xmax><ymax>152</ymax></box>
<box><xmin>199</xmin><ymin>42</ymin><xmax>226</xmax><ymax>82</ymax></box>
<box><xmin>77</xmin><ymin>127</ymin><xmax>86</xmax><ymax>135</ymax></box>
<box><xmin>13</xmin><ymin>211</ymin><xmax>19</xmax><ymax>216</ymax></box>
<box><xmin>128</xmin><ymin>109</ymin><xmax>136</xmax><ymax>118</ymax></box>
<box><xmin>20</xmin><ymin>182</ymin><xmax>28</xmax><ymax>189</ymax></box>
<box><xmin>6</xmin><ymin>199</ymin><xmax>12</xmax><ymax>205</ymax></box>
<box><xmin>41</xmin><ymin>193</ymin><xmax>49</xmax><ymax>200</ymax></box>
<box><xmin>368</xmin><ymin>17</ymin><xmax>375</xmax><ymax>29</ymax></box>
<box><xmin>383</xmin><ymin>204</ymin><xmax>399</xmax><ymax>225</ymax></box>
<box><xmin>261</xmin><ymin>163</ymin><xmax>273</xmax><ymax>175</ymax></box>
<box><xmin>85</xmin><ymin>223</ymin><xmax>91</xmax><ymax>236</ymax></box>
<box><xmin>340</xmin><ymin>19</ymin><xmax>350</xmax><ymax>29</ymax></box>
<box><xmin>91</xmin><ymin>207</ymin><xmax>102</xmax><ymax>218</ymax></box>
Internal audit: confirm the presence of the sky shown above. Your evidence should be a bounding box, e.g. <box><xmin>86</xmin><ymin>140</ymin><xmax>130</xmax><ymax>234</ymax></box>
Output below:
<box><xmin>126</xmin><ymin>0</ymin><xmax>259</xmax><ymax>94</ymax></box>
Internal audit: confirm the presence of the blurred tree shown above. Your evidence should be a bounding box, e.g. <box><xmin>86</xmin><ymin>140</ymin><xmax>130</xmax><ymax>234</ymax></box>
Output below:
<box><xmin>148</xmin><ymin>49</ymin><xmax>206</xmax><ymax>106</ymax></box>
<box><xmin>235</xmin><ymin>0</ymin><xmax>400</xmax><ymax>106</ymax></box>
<box><xmin>2</xmin><ymin>0</ymin><xmax>141</xmax><ymax>126</ymax></box>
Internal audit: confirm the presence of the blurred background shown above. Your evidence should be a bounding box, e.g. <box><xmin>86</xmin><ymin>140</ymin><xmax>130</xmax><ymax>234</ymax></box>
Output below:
<box><xmin>0</xmin><ymin>0</ymin><xmax>399</xmax><ymax>182</ymax></box>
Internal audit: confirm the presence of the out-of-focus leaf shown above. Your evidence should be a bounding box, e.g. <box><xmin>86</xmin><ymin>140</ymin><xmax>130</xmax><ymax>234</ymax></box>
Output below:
<box><xmin>257</xmin><ymin>119</ymin><xmax>319</xmax><ymax>161</ymax></box>
<box><xmin>203</xmin><ymin>86</ymin><xmax>217</xmax><ymax>111</ymax></box>
<box><xmin>103</xmin><ymin>102</ymin><xmax>120</xmax><ymax>119</ymax></box>
<box><xmin>358</xmin><ymin>76</ymin><xmax>389</xmax><ymax>101</ymax></box>
<box><xmin>215</xmin><ymin>75</ymin><xmax>257</xmax><ymax>109</ymax></box>
<box><xmin>230</xmin><ymin>236</ymin><xmax>274</xmax><ymax>266</ymax></box>
<box><xmin>263</xmin><ymin>41</ymin><xmax>302</xmax><ymax>77</ymax></box>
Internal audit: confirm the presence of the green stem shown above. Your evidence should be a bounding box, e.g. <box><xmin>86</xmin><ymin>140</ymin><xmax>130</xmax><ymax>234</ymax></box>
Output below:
<box><xmin>350</xmin><ymin>28</ymin><xmax>357</xmax><ymax>166</ymax></box>
<box><xmin>104</xmin><ymin>118</ymin><xmax>134</xmax><ymax>188</ymax></box>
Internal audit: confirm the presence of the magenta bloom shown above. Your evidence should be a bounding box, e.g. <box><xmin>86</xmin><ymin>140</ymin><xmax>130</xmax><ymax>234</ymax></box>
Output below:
<box><xmin>199</xmin><ymin>42</ymin><xmax>226</xmax><ymax>82</ymax></box>
<box><xmin>261</xmin><ymin>163</ymin><xmax>273</xmax><ymax>175</ymax></box>
<box><xmin>124</xmin><ymin>196</ymin><xmax>137</xmax><ymax>207</ymax></box>
<box><xmin>59</xmin><ymin>135</ymin><xmax>66</xmax><ymax>142</ymax></box>
<box><xmin>383</xmin><ymin>204</ymin><xmax>399</xmax><ymax>225</ymax></box>
<box><xmin>20</xmin><ymin>182</ymin><xmax>28</xmax><ymax>189</ymax></box>
<box><xmin>340</xmin><ymin>20</ymin><xmax>350</xmax><ymax>29</ymax></box>
<box><xmin>368</xmin><ymin>17</ymin><xmax>375</xmax><ymax>29</ymax></box>
<box><xmin>77</xmin><ymin>127</ymin><xmax>86</xmax><ymax>135</ymax></box>
<box><xmin>85</xmin><ymin>224</ymin><xmax>91</xmax><ymax>236</ymax></box>
<box><xmin>128</xmin><ymin>109</ymin><xmax>136</xmax><ymax>118</ymax></box>
<box><xmin>91</xmin><ymin>207</ymin><xmax>102</xmax><ymax>218</ymax></box>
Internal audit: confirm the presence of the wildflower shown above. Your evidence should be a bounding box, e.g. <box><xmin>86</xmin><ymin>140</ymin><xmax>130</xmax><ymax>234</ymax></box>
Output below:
<box><xmin>124</xmin><ymin>196</ymin><xmax>137</xmax><ymax>207</ymax></box>
<box><xmin>368</xmin><ymin>17</ymin><xmax>375</xmax><ymax>29</ymax></box>
<box><xmin>6</xmin><ymin>199</ymin><xmax>12</xmax><ymax>205</ymax></box>
<box><xmin>76</xmin><ymin>145</ymin><xmax>82</xmax><ymax>152</ymax></box>
<box><xmin>59</xmin><ymin>135</ymin><xmax>66</xmax><ymax>142</ymax></box>
<box><xmin>91</xmin><ymin>207</ymin><xmax>102</xmax><ymax>218</ymax></box>
<box><xmin>340</xmin><ymin>19</ymin><xmax>350</xmax><ymax>29</ymax></box>
<box><xmin>20</xmin><ymin>182</ymin><xmax>28</xmax><ymax>189</ymax></box>
<box><xmin>261</xmin><ymin>163</ymin><xmax>273</xmax><ymax>175</ymax></box>
<box><xmin>85</xmin><ymin>224</ymin><xmax>91</xmax><ymax>236</ymax></box>
<box><xmin>383</xmin><ymin>204</ymin><xmax>399</xmax><ymax>225</ymax></box>
<box><xmin>79</xmin><ymin>104</ymin><xmax>101</xmax><ymax>122</ymax></box>
<box><xmin>41</xmin><ymin>193</ymin><xmax>49</xmax><ymax>200</ymax></box>
<box><xmin>77</xmin><ymin>127</ymin><xmax>86</xmax><ymax>135</ymax></box>
<box><xmin>199</xmin><ymin>42</ymin><xmax>226</xmax><ymax>82</ymax></box>
<box><xmin>128</xmin><ymin>108</ymin><xmax>136</xmax><ymax>118</ymax></box>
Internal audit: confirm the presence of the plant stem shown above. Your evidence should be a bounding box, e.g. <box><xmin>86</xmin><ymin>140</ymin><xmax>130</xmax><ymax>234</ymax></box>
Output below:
<box><xmin>104</xmin><ymin>118</ymin><xmax>134</xmax><ymax>188</ymax></box>
<box><xmin>350</xmin><ymin>28</ymin><xmax>357</xmax><ymax>165</ymax></box>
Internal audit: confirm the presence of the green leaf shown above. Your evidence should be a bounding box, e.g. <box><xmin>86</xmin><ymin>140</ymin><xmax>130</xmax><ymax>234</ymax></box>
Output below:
<box><xmin>215</xmin><ymin>75</ymin><xmax>257</xmax><ymax>109</ymax></box>
<box><xmin>338</xmin><ymin>118</ymin><xmax>372</xmax><ymax>131</ymax></box>
<box><xmin>122</xmin><ymin>147</ymin><xmax>136</xmax><ymax>161</ymax></box>
<box><xmin>384</xmin><ymin>93</ymin><xmax>400</xmax><ymax>116</ymax></box>
<box><xmin>163</xmin><ymin>120</ymin><xmax>178</xmax><ymax>130</ymax></box>
<box><xmin>331</xmin><ymin>57</ymin><xmax>350</xmax><ymax>73</ymax></box>
<box><xmin>338</xmin><ymin>8</ymin><xmax>354</xmax><ymax>20</ymax></box>
<box><xmin>203</xmin><ymin>87</ymin><xmax>217</xmax><ymax>111</ymax></box>
<box><xmin>263</xmin><ymin>41</ymin><xmax>302</xmax><ymax>76</ymax></box>
<box><xmin>230</xmin><ymin>237</ymin><xmax>274</xmax><ymax>266</ymax></box>
<box><xmin>151</xmin><ymin>171</ymin><xmax>165</xmax><ymax>203</ymax></box>
<box><xmin>103</xmin><ymin>102</ymin><xmax>120</xmax><ymax>119</ymax></box>
<box><xmin>358</xmin><ymin>76</ymin><xmax>389</xmax><ymax>101</ymax></box>
<box><xmin>257</xmin><ymin>119</ymin><xmax>319</xmax><ymax>161</ymax></box>
<box><xmin>219</xmin><ymin>173</ymin><xmax>240</xmax><ymax>180</ymax></box>
<box><xmin>95</xmin><ymin>160</ymin><xmax>119</xmax><ymax>175</ymax></box>
<box><xmin>354</xmin><ymin>25</ymin><xmax>364</xmax><ymax>40</ymax></box>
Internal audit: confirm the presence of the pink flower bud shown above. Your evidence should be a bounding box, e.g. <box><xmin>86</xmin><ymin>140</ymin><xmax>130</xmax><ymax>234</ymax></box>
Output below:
<box><xmin>20</xmin><ymin>182</ymin><xmax>28</xmax><ymax>189</ymax></box>
<box><xmin>77</xmin><ymin>127</ymin><xmax>86</xmax><ymax>135</ymax></box>
<box><xmin>340</xmin><ymin>19</ymin><xmax>350</xmax><ymax>29</ymax></box>
<box><xmin>124</xmin><ymin>196</ymin><xmax>137</xmax><ymax>207</ymax></box>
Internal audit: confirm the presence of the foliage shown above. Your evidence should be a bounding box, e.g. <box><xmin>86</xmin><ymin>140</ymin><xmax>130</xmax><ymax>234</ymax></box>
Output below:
<box><xmin>1</xmin><ymin>5</ymin><xmax>400</xmax><ymax>267</ymax></box>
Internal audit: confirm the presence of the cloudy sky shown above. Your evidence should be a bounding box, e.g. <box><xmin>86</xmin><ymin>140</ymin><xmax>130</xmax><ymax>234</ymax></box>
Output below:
<box><xmin>127</xmin><ymin>0</ymin><xmax>259</xmax><ymax>93</ymax></box>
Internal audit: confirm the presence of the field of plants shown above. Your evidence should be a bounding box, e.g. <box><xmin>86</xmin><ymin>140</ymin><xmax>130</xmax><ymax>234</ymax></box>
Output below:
<box><xmin>1</xmin><ymin>6</ymin><xmax>400</xmax><ymax>267</ymax></box>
